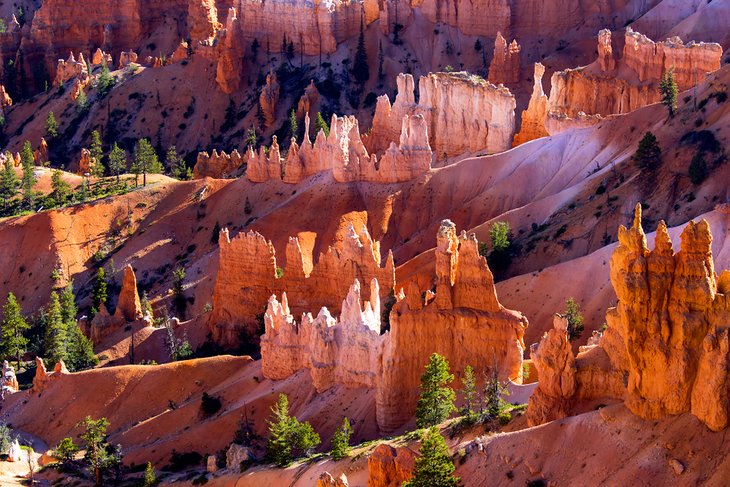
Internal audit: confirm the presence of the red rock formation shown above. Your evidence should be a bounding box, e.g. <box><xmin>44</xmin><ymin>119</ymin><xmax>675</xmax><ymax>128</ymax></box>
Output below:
<box><xmin>367</xmin><ymin>444</ymin><xmax>415</xmax><ymax>487</ymax></box>
<box><xmin>54</xmin><ymin>52</ymin><xmax>88</xmax><ymax>87</ymax></box>
<box><xmin>77</xmin><ymin>149</ymin><xmax>93</xmax><ymax>175</ymax></box>
<box><xmin>0</xmin><ymin>85</ymin><xmax>12</xmax><ymax>112</ymax></box>
<box><xmin>296</xmin><ymin>80</ymin><xmax>320</xmax><ymax>125</ymax></box>
<box><xmin>248</xmin><ymin>113</ymin><xmax>432</xmax><ymax>184</ymax></box>
<box><xmin>527</xmin><ymin>315</ymin><xmax>577</xmax><ymax>425</ymax></box>
<box><xmin>171</xmin><ymin>40</ymin><xmax>190</xmax><ymax>63</ymax></box>
<box><xmin>193</xmin><ymin>149</ymin><xmax>243</xmax><ymax>179</ymax></box>
<box><xmin>512</xmin><ymin>63</ymin><xmax>549</xmax><ymax>147</ymax></box>
<box><xmin>259</xmin><ymin>70</ymin><xmax>280</xmax><ymax>129</ymax></box>
<box><xmin>377</xmin><ymin>220</ymin><xmax>528</xmax><ymax>431</ymax></box>
<box><xmin>261</xmin><ymin>278</ymin><xmax>384</xmax><ymax>391</ymax></box>
<box><xmin>188</xmin><ymin>0</ymin><xmax>220</xmax><ymax>44</ymax></box>
<box><xmin>488</xmin><ymin>32</ymin><xmax>521</xmax><ymax>85</ymax></box>
<box><xmin>214</xmin><ymin>8</ymin><xmax>245</xmax><ymax>94</ymax></box>
<box><xmin>367</xmin><ymin>72</ymin><xmax>515</xmax><ymax>161</ymax></box>
<box><xmin>528</xmin><ymin>205</ymin><xmax>730</xmax><ymax>432</ymax></box>
<box><xmin>420</xmin><ymin>0</ymin><xmax>510</xmax><ymax>37</ymax></box>
<box><xmin>91</xmin><ymin>48</ymin><xmax>112</xmax><ymax>67</ymax></box>
<box><xmin>118</xmin><ymin>50</ymin><xmax>138</xmax><ymax>68</ymax></box>
<box><xmin>210</xmin><ymin>224</ymin><xmax>395</xmax><ymax>346</ymax></box>
<box><xmin>89</xmin><ymin>264</ymin><xmax>143</xmax><ymax>342</ymax></box>
<box><xmin>547</xmin><ymin>29</ymin><xmax>722</xmax><ymax>121</ymax></box>
<box><xmin>317</xmin><ymin>472</ymin><xmax>349</xmax><ymax>487</ymax></box>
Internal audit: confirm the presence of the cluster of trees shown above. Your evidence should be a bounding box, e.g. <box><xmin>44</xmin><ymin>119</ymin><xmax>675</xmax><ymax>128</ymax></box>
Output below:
<box><xmin>1</xmin><ymin>282</ymin><xmax>97</xmax><ymax>372</ymax></box>
<box><xmin>54</xmin><ymin>416</ymin><xmax>126</xmax><ymax>486</ymax></box>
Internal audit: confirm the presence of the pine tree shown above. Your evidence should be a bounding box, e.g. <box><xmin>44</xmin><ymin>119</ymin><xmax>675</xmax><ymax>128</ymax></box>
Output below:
<box><xmin>44</xmin><ymin>291</ymin><xmax>67</xmax><ymax>365</ymax></box>
<box><xmin>564</xmin><ymin>297</ymin><xmax>584</xmax><ymax>342</ymax></box>
<box><xmin>482</xmin><ymin>367</ymin><xmax>508</xmax><ymax>418</ymax></box>
<box><xmin>133</xmin><ymin>138</ymin><xmax>161</xmax><ymax>187</ymax></box>
<box><xmin>245</xmin><ymin>127</ymin><xmax>257</xmax><ymax>149</ymax></box>
<box><xmin>90</xmin><ymin>130</ymin><xmax>105</xmax><ymax>178</ymax></box>
<box><xmin>330</xmin><ymin>417</ymin><xmax>353</xmax><ymax>461</ymax></box>
<box><xmin>415</xmin><ymin>353</ymin><xmax>456</xmax><ymax>428</ymax></box>
<box><xmin>1</xmin><ymin>292</ymin><xmax>29</xmax><ymax>369</ymax></box>
<box><xmin>353</xmin><ymin>17</ymin><xmax>370</xmax><ymax>84</ymax></box>
<box><xmin>315</xmin><ymin>112</ymin><xmax>329</xmax><ymax>137</ymax></box>
<box><xmin>60</xmin><ymin>281</ymin><xmax>96</xmax><ymax>372</ymax></box>
<box><xmin>267</xmin><ymin>393</ymin><xmax>295</xmax><ymax>467</ymax></box>
<box><xmin>20</xmin><ymin>140</ymin><xmax>36</xmax><ymax>210</ymax></box>
<box><xmin>659</xmin><ymin>67</ymin><xmax>679</xmax><ymax>117</ymax></box>
<box><xmin>289</xmin><ymin>110</ymin><xmax>298</xmax><ymax>141</ymax></box>
<box><xmin>0</xmin><ymin>155</ymin><xmax>18</xmax><ymax>210</ymax></box>
<box><xmin>78</xmin><ymin>416</ymin><xmax>113</xmax><ymax>486</ymax></box>
<box><xmin>91</xmin><ymin>268</ymin><xmax>108</xmax><ymax>316</ymax></box>
<box><xmin>377</xmin><ymin>40</ymin><xmax>385</xmax><ymax>82</ymax></box>
<box><xmin>108</xmin><ymin>143</ymin><xmax>126</xmax><ymax>184</ymax></box>
<box><xmin>143</xmin><ymin>461</ymin><xmax>157</xmax><ymax>487</ymax></box>
<box><xmin>165</xmin><ymin>146</ymin><xmax>190</xmax><ymax>180</ymax></box>
<box><xmin>97</xmin><ymin>64</ymin><xmax>115</xmax><ymax>96</ymax></box>
<box><xmin>45</xmin><ymin>111</ymin><xmax>58</xmax><ymax>139</ymax></box>
<box><xmin>460</xmin><ymin>365</ymin><xmax>477</xmax><ymax>418</ymax></box>
<box><xmin>403</xmin><ymin>427</ymin><xmax>460</xmax><ymax>487</ymax></box>
<box><xmin>50</xmin><ymin>170</ymin><xmax>71</xmax><ymax>206</ymax></box>
<box><xmin>77</xmin><ymin>87</ymin><xmax>89</xmax><ymax>113</ymax></box>
<box><xmin>632</xmin><ymin>132</ymin><xmax>661</xmax><ymax>171</ymax></box>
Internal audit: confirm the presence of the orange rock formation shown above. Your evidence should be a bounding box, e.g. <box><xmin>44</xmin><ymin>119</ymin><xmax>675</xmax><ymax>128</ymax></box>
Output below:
<box><xmin>367</xmin><ymin>444</ymin><xmax>415</xmax><ymax>486</ymax></box>
<box><xmin>89</xmin><ymin>265</ymin><xmax>143</xmax><ymax>343</ymax></box>
<box><xmin>210</xmin><ymin>224</ymin><xmax>395</xmax><ymax>346</ymax></box>
<box><xmin>193</xmin><ymin>149</ymin><xmax>244</xmax><ymax>179</ymax></box>
<box><xmin>512</xmin><ymin>63</ymin><xmax>549</xmax><ymax>147</ymax></box>
<box><xmin>488</xmin><ymin>32</ymin><xmax>521</xmax><ymax>85</ymax></box>
<box><xmin>260</xmin><ymin>220</ymin><xmax>528</xmax><ymax>431</ymax></box>
<box><xmin>529</xmin><ymin>205</ymin><xmax>730</xmax><ymax>432</ymax></box>
<box><xmin>246</xmin><ymin>112</ymin><xmax>432</xmax><ymax>184</ymax></box>
<box><xmin>259</xmin><ymin>70</ymin><xmax>280</xmax><ymax>128</ymax></box>
<box><xmin>367</xmin><ymin>72</ymin><xmax>515</xmax><ymax>160</ymax></box>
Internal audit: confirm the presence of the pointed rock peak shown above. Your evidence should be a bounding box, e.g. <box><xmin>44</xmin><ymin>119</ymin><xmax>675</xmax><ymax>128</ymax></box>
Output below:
<box><xmin>632</xmin><ymin>203</ymin><xmax>643</xmax><ymax>233</ymax></box>
<box><xmin>654</xmin><ymin>220</ymin><xmax>673</xmax><ymax>254</ymax></box>
<box><xmin>54</xmin><ymin>360</ymin><xmax>69</xmax><ymax>374</ymax></box>
<box><xmin>116</xmin><ymin>264</ymin><xmax>142</xmax><ymax>322</ymax></box>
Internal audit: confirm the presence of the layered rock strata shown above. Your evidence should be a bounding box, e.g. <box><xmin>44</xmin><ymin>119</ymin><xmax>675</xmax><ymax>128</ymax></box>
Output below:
<box><xmin>210</xmin><ymin>224</ymin><xmax>395</xmax><ymax>347</ymax></box>
<box><xmin>245</xmin><ymin>112</ymin><xmax>432</xmax><ymax>184</ymax></box>
<box><xmin>366</xmin><ymin>72</ymin><xmax>515</xmax><ymax>160</ymax></box>
<box><xmin>260</xmin><ymin>220</ymin><xmax>528</xmax><ymax>431</ymax></box>
<box><xmin>528</xmin><ymin>205</ymin><xmax>730</xmax><ymax>432</ymax></box>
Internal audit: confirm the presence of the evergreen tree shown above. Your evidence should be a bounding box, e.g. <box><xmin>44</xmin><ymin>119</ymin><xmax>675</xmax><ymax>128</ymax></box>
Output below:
<box><xmin>403</xmin><ymin>427</ymin><xmax>460</xmax><ymax>487</ymax></box>
<box><xmin>211</xmin><ymin>222</ymin><xmax>221</xmax><ymax>244</ymax></box>
<box><xmin>460</xmin><ymin>365</ymin><xmax>477</xmax><ymax>418</ymax></box>
<box><xmin>330</xmin><ymin>417</ymin><xmax>353</xmax><ymax>461</ymax></box>
<box><xmin>50</xmin><ymin>170</ymin><xmax>71</xmax><ymax>206</ymax></box>
<box><xmin>108</xmin><ymin>143</ymin><xmax>127</xmax><ymax>184</ymax></box>
<box><xmin>1</xmin><ymin>293</ymin><xmax>29</xmax><ymax>369</ymax></box>
<box><xmin>377</xmin><ymin>40</ymin><xmax>385</xmax><ymax>82</ymax></box>
<box><xmin>77</xmin><ymin>87</ymin><xmax>89</xmax><ymax>113</ymax></box>
<box><xmin>97</xmin><ymin>64</ymin><xmax>116</xmax><ymax>96</ymax></box>
<box><xmin>632</xmin><ymin>132</ymin><xmax>661</xmax><ymax>170</ymax></box>
<box><xmin>133</xmin><ymin>138</ymin><xmax>161</xmax><ymax>186</ymax></box>
<box><xmin>659</xmin><ymin>67</ymin><xmax>679</xmax><ymax>117</ymax></box>
<box><xmin>143</xmin><ymin>461</ymin><xmax>157</xmax><ymax>487</ymax></box>
<box><xmin>482</xmin><ymin>367</ymin><xmax>508</xmax><ymax>418</ymax></box>
<box><xmin>353</xmin><ymin>17</ymin><xmax>370</xmax><ymax>84</ymax></box>
<box><xmin>165</xmin><ymin>146</ymin><xmax>190</xmax><ymax>180</ymax></box>
<box><xmin>91</xmin><ymin>268</ymin><xmax>108</xmax><ymax>316</ymax></box>
<box><xmin>564</xmin><ymin>297</ymin><xmax>584</xmax><ymax>342</ymax></box>
<box><xmin>315</xmin><ymin>112</ymin><xmax>329</xmax><ymax>137</ymax></box>
<box><xmin>245</xmin><ymin>127</ymin><xmax>257</xmax><ymax>149</ymax></box>
<box><xmin>0</xmin><ymin>154</ymin><xmax>18</xmax><ymax>210</ymax></box>
<box><xmin>45</xmin><ymin>111</ymin><xmax>58</xmax><ymax>139</ymax></box>
<box><xmin>78</xmin><ymin>416</ymin><xmax>113</xmax><ymax>486</ymax></box>
<box><xmin>689</xmin><ymin>152</ymin><xmax>707</xmax><ymax>185</ymax></box>
<box><xmin>267</xmin><ymin>393</ymin><xmax>295</xmax><ymax>467</ymax></box>
<box><xmin>20</xmin><ymin>140</ymin><xmax>36</xmax><ymax>210</ymax></box>
<box><xmin>266</xmin><ymin>393</ymin><xmax>321</xmax><ymax>467</ymax></box>
<box><xmin>90</xmin><ymin>130</ymin><xmax>105</xmax><ymax>178</ymax></box>
<box><xmin>415</xmin><ymin>353</ymin><xmax>456</xmax><ymax>428</ymax></box>
<box><xmin>60</xmin><ymin>281</ymin><xmax>96</xmax><ymax>371</ymax></box>
<box><xmin>54</xmin><ymin>437</ymin><xmax>79</xmax><ymax>465</ymax></box>
<box><xmin>289</xmin><ymin>110</ymin><xmax>298</xmax><ymax>141</ymax></box>
<box><xmin>44</xmin><ymin>291</ymin><xmax>67</xmax><ymax>365</ymax></box>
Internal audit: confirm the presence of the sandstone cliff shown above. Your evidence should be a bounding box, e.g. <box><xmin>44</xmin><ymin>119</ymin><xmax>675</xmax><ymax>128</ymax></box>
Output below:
<box><xmin>528</xmin><ymin>205</ymin><xmax>730</xmax><ymax>432</ymax></box>
<box><xmin>366</xmin><ymin>72</ymin><xmax>515</xmax><ymax>161</ymax></box>
<box><xmin>246</xmin><ymin>112</ymin><xmax>432</xmax><ymax>184</ymax></box>
<box><xmin>259</xmin><ymin>220</ymin><xmax>528</xmax><ymax>431</ymax></box>
<box><xmin>210</xmin><ymin>224</ymin><xmax>395</xmax><ymax>347</ymax></box>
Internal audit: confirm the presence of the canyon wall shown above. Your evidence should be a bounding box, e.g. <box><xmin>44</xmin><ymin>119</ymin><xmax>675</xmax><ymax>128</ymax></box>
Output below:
<box><xmin>260</xmin><ymin>220</ymin><xmax>528</xmax><ymax>432</ymax></box>
<box><xmin>366</xmin><ymin>72</ymin><xmax>515</xmax><ymax>161</ymax></box>
<box><xmin>528</xmin><ymin>205</ymin><xmax>730</xmax><ymax>432</ymax></box>
<box><xmin>209</xmin><ymin>224</ymin><xmax>395</xmax><ymax>347</ymax></box>
<box><xmin>245</xmin><ymin>112</ymin><xmax>432</xmax><ymax>184</ymax></box>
